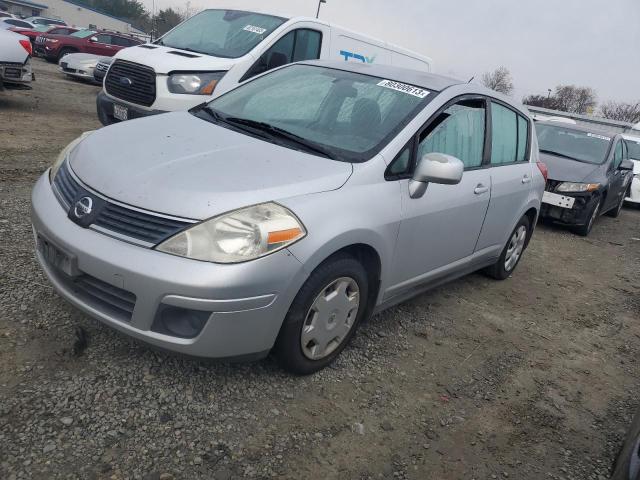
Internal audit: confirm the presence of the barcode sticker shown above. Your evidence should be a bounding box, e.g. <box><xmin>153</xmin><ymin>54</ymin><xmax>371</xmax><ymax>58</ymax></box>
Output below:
<box><xmin>377</xmin><ymin>80</ymin><xmax>430</xmax><ymax>98</ymax></box>
<box><xmin>243</xmin><ymin>25</ymin><xmax>267</xmax><ymax>35</ymax></box>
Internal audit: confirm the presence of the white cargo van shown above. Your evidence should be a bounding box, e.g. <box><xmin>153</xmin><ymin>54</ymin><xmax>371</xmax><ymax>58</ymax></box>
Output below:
<box><xmin>97</xmin><ymin>9</ymin><xmax>432</xmax><ymax>125</ymax></box>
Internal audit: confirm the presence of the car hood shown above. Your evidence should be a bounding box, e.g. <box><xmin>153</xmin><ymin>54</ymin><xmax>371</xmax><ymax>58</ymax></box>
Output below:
<box><xmin>114</xmin><ymin>44</ymin><xmax>240</xmax><ymax>74</ymax></box>
<box><xmin>539</xmin><ymin>152</ymin><xmax>602</xmax><ymax>182</ymax></box>
<box><xmin>69</xmin><ymin>112</ymin><xmax>353</xmax><ymax>220</ymax></box>
<box><xmin>63</xmin><ymin>53</ymin><xmax>105</xmax><ymax>66</ymax></box>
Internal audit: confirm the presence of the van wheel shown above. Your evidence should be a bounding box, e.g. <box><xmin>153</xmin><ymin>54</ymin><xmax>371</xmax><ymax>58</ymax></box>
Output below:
<box><xmin>274</xmin><ymin>253</ymin><xmax>369</xmax><ymax>375</ymax></box>
<box><xmin>573</xmin><ymin>197</ymin><xmax>601</xmax><ymax>237</ymax></box>
<box><xmin>485</xmin><ymin>216</ymin><xmax>531</xmax><ymax>280</ymax></box>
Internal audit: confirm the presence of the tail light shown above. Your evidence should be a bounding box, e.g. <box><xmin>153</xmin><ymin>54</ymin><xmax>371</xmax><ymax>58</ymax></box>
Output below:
<box><xmin>537</xmin><ymin>162</ymin><xmax>548</xmax><ymax>182</ymax></box>
<box><xmin>19</xmin><ymin>39</ymin><xmax>32</xmax><ymax>56</ymax></box>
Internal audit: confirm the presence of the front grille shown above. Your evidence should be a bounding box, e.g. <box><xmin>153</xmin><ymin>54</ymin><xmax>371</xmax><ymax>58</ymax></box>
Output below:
<box><xmin>57</xmin><ymin>271</ymin><xmax>136</xmax><ymax>322</ymax></box>
<box><xmin>92</xmin><ymin>202</ymin><xmax>192</xmax><ymax>245</ymax></box>
<box><xmin>53</xmin><ymin>162</ymin><xmax>192</xmax><ymax>245</ymax></box>
<box><xmin>105</xmin><ymin>60</ymin><xmax>156</xmax><ymax>107</ymax></box>
<box><xmin>95</xmin><ymin>62</ymin><xmax>109</xmax><ymax>73</ymax></box>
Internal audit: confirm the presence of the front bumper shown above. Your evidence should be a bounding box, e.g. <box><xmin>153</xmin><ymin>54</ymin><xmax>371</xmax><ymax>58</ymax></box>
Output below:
<box><xmin>60</xmin><ymin>65</ymin><xmax>96</xmax><ymax>81</ymax></box>
<box><xmin>97</xmin><ymin>90</ymin><xmax>166</xmax><ymax>126</ymax></box>
<box><xmin>540</xmin><ymin>191</ymin><xmax>596</xmax><ymax>226</ymax></box>
<box><xmin>625</xmin><ymin>176</ymin><xmax>640</xmax><ymax>204</ymax></box>
<box><xmin>31</xmin><ymin>173</ymin><xmax>308</xmax><ymax>359</ymax></box>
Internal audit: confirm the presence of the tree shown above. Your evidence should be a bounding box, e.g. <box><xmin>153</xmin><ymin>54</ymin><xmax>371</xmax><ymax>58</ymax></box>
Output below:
<box><xmin>522</xmin><ymin>94</ymin><xmax>558</xmax><ymax>110</ymax></box>
<box><xmin>553</xmin><ymin>85</ymin><xmax>597</xmax><ymax>115</ymax></box>
<box><xmin>481</xmin><ymin>67</ymin><xmax>514</xmax><ymax>95</ymax></box>
<box><xmin>600</xmin><ymin>101</ymin><xmax>640</xmax><ymax>123</ymax></box>
<box><xmin>153</xmin><ymin>8</ymin><xmax>184</xmax><ymax>36</ymax></box>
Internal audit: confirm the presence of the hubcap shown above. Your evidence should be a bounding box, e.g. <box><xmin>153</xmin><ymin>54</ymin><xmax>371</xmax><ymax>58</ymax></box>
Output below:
<box><xmin>504</xmin><ymin>225</ymin><xmax>527</xmax><ymax>272</ymax></box>
<box><xmin>301</xmin><ymin>277</ymin><xmax>360</xmax><ymax>361</ymax></box>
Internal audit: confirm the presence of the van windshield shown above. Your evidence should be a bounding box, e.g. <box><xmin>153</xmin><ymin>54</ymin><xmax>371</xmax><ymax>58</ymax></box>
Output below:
<box><xmin>156</xmin><ymin>9</ymin><xmax>286</xmax><ymax>59</ymax></box>
<box><xmin>198</xmin><ymin>64</ymin><xmax>433</xmax><ymax>162</ymax></box>
<box><xmin>536</xmin><ymin>123</ymin><xmax>612</xmax><ymax>165</ymax></box>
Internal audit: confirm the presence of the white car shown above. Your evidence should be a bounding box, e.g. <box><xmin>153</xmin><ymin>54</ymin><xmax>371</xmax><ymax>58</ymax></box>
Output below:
<box><xmin>623</xmin><ymin>134</ymin><xmax>640</xmax><ymax>205</ymax></box>
<box><xmin>59</xmin><ymin>53</ymin><xmax>108</xmax><ymax>83</ymax></box>
<box><xmin>0</xmin><ymin>29</ymin><xmax>33</xmax><ymax>91</ymax></box>
<box><xmin>0</xmin><ymin>17</ymin><xmax>33</xmax><ymax>30</ymax></box>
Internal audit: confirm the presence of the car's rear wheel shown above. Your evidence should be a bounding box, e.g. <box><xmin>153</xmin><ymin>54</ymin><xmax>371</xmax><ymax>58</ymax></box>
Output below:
<box><xmin>274</xmin><ymin>253</ymin><xmax>369</xmax><ymax>375</ymax></box>
<box><xmin>485</xmin><ymin>216</ymin><xmax>530</xmax><ymax>280</ymax></box>
<box><xmin>573</xmin><ymin>197</ymin><xmax>601</xmax><ymax>237</ymax></box>
<box><xmin>606</xmin><ymin>190</ymin><xmax>626</xmax><ymax>218</ymax></box>
<box><xmin>57</xmin><ymin>48</ymin><xmax>76</xmax><ymax>61</ymax></box>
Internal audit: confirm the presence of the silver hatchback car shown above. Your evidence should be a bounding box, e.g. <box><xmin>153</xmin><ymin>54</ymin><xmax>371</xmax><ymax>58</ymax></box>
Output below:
<box><xmin>32</xmin><ymin>61</ymin><xmax>545</xmax><ymax>374</ymax></box>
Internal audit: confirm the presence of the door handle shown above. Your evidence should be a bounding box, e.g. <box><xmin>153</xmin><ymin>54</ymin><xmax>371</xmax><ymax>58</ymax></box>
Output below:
<box><xmin>474</xmin><ymin>184</ymin><xmax>489</xmax><ymax>195</ymax></box>
<box><xmin>522</xmin><ymin>175</ymin><xmax>532</xmax><ymax>184</ymax></box>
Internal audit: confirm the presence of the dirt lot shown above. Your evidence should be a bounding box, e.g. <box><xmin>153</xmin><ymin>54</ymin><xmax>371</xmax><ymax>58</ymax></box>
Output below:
<box><xmin>1</xmin><ymin>59</ymin><xmax>640</xmax><ymax>480</ymax></box>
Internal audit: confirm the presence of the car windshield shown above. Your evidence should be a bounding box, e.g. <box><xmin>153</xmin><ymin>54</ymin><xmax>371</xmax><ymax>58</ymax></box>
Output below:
<box><xmin>156</xmin><ymin>9</ymin><xmax>286</xmax><ymax>58</ymax></box>
<box><xmin>70</xmin><ymin>30</ymin><xmax>96</xmax><ymax>38</ymax></box>
<box><xmin>626</xmin><ymin>138</ymin><xmax>640</xmax><ymax>160</ymax></box>
<box><xmin>199</xmin><ymin>64</ymin><xmax>433</xmax><ymax>162</ymax></box>
<box><xmin>536</xmin><ymin>123</ymin><xmax>611</xmax><ymax>164</ymax></box>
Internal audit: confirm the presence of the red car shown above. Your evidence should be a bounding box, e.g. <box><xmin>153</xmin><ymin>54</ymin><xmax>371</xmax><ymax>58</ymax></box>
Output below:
<box><xmin>38</xmin><ymin>29</ymin><xmax>142</xmax><ymax>62</ymax></box>
<box><xmin>12</xmin><ymin>25</ymin><xmax>78</xmax><ymax>48</ymax></box>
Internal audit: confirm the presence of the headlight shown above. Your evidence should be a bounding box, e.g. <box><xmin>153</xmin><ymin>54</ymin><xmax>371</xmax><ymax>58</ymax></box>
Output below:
<box><xmin>556</xmin><ymin>182</ymin><xmax>600</xmax><ymax>193</ymax></box>
<box><xmin>157</xmin><ymin>203</ymin><xmax>306</xmax><ymax>263</ymax></box>
<box><xmin>167</xmin><ymin>71</ymin><xmax>225</xmax><ymax>95</ymax></box>
<box><xmin>49</xmin><ymin>131</ymin><xmax>94</xmax><ymax>183</ymax></box>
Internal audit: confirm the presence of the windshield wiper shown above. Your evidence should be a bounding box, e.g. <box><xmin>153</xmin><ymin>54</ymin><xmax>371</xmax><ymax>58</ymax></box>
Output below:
<box><xmin>224</xmin><ymin>117</ymin><xmax>338</xmax><ymax>160</ymax></box>
<box><xmin>539</xmin><ymin>149</ymin><xmax>592</xmax><ymax>164</ymax></box>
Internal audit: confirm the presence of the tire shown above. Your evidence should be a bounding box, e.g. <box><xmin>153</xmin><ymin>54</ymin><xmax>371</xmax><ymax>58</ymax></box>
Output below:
<box><xmin>57</xmin><ymin>48</ymin><xmax>76</xmax><ymax>62</ymax></box>
<box><xmin>274</xmin><ymin>253</ymin><xmax>369</xmax><ymax>375</ymax></box>
<box><xmin>606</xmin><ymin>190</ymin><xmax>626</xmax><ymax>218</ymax></box>
<box><xmin>485</xmin><ymin>215</ymin><xmax>531</xmax><ymax>280</ymax></box>
<box><xmin>611</xmin><ymin>410</ymin><xmax>640</xmax><ymax>480</ymax></box>
<box><xmin>573</xmin><ymin>197</ymin><xmax>601</xmax><ymax>237</ymax></box>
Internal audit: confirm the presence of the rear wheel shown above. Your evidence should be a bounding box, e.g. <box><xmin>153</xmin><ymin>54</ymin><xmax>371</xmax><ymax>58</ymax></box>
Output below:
<box><xmin>485</xmin><ymin>216</ymin><xmax>530</xmax><ymax>280</ymax></box>
<box><xmin>57</xmin><ymin>48</ymin><xmax>76</xmax><ymax>62</ymax></box>
<box><xmin>606</xmin><ymin>190</ymin><xmax>626</xmax><ymax>218</ymax></box>
<box><xmin>573</xmin><ymin>197</ymin><xmax>601</xmax><ymax>237</ymax></box>
<box><xmin>274</xmin><ymin>253</ymin><xmax>369</xmax><ymax>375</ymax></box>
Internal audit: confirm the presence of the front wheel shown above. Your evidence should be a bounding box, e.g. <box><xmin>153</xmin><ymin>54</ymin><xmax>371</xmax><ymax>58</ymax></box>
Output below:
<box><xmin>606</xmin><ymin>190</ymin><xmax>626</xmax><ymax>218</ymax></box>
<box><xmin>485</xmin><ymin>216</ymin><xmax>531</xmax><ymax>280</ymax></box>
<box><xmin>274</xmin><ymin>253</ymin><xmax>369</xmax><ymax>375</ymax></box>
<box><xmin>573</xmin><ymin>197</ymin><xmax>601</xmax><ymax>237</ymax></box>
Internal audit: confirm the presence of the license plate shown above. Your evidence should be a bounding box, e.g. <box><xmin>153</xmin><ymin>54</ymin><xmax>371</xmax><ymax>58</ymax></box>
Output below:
<box><xmin>542</xmin><ymin>191</ymin><xmax>575</xmax><ymax>209</ymax></box>
<box><xmin>113</xmin><ymin>104</ymin><xmax>128</xmax><ymax>121</ymax></box>
<box><xmin>37</xmin><ymin>234</ymin><xmax>78</xmax><ymax>277</ymax></box>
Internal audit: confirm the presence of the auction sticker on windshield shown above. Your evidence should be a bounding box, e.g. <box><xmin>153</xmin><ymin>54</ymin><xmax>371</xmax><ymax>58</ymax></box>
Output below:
<box><xmin>243</xmin><ymin>25</ymin><xmax>267</xmax><ymax>35</ymax></box>
<box><xmin>377</xmin><ymin>80</ymin><xmax>430</xmax><ymax>98</ymax></box>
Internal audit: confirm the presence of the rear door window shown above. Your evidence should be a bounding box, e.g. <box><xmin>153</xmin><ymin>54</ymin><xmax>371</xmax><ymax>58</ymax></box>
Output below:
<box><xmin>490</xmin><ymin>102</ymin><xmax>518</xmax><ymax>164</ymax></box>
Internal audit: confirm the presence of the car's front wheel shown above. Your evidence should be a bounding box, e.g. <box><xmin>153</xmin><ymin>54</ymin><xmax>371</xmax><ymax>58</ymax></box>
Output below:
<box><xmin>485</xmin><ymin>215</ymin><xmax>531</xmax><ymax>280</ymax></box>
<box><xmin>573</xmin><ymin>197</ymin><xmax>601</xmax><ymax>237</ymax></box>
<box><xmin>606</xmin><ymin>190</ymin><xmax>626</xmax><ymax>218</ymax></box>
<box><xmin>275</xmin><ymin>253</ymin><xmax>369</xmax><ymax>375</ymax></box>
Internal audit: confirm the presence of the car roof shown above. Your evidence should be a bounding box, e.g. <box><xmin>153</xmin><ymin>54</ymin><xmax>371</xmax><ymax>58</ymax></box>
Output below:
<box><xmin>536</xmin><ymin>120</ymin><xmax>619</xmax><ymax>139</ymax></box>
<box><xmin>298</xmin><ymin>60</ymin><xmax>462</xmax><ymax>92</ymax></box>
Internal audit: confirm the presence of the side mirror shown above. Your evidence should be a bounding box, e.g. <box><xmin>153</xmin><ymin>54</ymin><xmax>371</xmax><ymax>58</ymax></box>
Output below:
<box><xmin>409</xmin><ymin>153</ymin><xmax>464</xmax><ymax>199</ymax></box>
<box><xmin>89</xmin><ymin>36</ymin><xmax>98</xmax><ymax>43</ymax></box>
<box><xmin>620</xmin><ymin>159</ymin><xmax>634</xmax><ymax>171</ymax></box>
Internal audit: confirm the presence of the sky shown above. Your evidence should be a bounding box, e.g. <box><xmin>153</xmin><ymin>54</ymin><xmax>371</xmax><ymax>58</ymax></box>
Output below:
<box><xmin>141</xmin><ymin>0</ymin><xmax>640</xmax><ymax>104</ymax></box>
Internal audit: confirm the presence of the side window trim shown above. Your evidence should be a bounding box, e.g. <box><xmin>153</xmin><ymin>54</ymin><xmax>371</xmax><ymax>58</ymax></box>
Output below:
<box><xmin>487</xmin><ymin>97</ymin><xmax>531</xmax><ymax>167</ymax></box>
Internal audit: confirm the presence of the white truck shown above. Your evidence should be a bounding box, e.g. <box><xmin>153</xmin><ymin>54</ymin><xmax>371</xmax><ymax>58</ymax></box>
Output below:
<box><xmin>97</xmin><ymin>9</ymin><xmax>433</xmax><ymax>125</ymax></box>
<box><xmin>0</xmin><ymin>29</ymin><xmax>34</xmax><ymax>92</ymax></box>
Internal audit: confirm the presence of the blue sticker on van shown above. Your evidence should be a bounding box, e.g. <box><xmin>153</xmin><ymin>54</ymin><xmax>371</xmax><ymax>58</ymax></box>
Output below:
<box><xmin>340</xmin><ymin>50</ymin><xmax>376</xmax><ymax>64</ymax></box>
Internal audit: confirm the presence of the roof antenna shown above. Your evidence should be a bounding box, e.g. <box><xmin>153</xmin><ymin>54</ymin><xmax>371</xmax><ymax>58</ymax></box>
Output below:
<box><xmin>467</xmin><ymin>76</ymin><xmax>475</xmax><ymax>83</ymax></box>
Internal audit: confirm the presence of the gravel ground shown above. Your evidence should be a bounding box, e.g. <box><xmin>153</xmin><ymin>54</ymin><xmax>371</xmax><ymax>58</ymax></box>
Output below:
<box><xmin>1</xmin><ymin>59</ymin><xmax>640</xmax><ymax>480</ymax></box>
